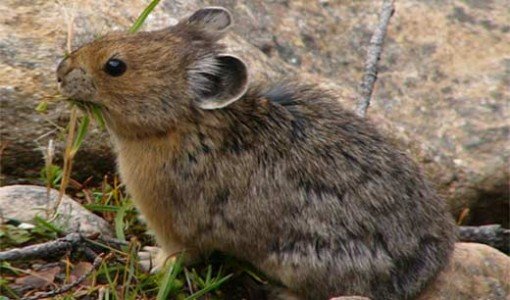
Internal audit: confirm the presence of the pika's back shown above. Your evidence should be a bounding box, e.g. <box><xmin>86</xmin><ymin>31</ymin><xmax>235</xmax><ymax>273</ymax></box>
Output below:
<box><xmin>207</xmin><ymin>82</ymin><xmax>457</xmax><ymax>299</ymax></box>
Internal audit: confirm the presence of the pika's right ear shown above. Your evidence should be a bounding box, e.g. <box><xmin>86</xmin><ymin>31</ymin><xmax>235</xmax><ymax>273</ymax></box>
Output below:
<box><xmin>189</xmin><ymin>54</ymin><xmax>249</xmax><ymax>110</ymax></box>
<box><xmin>182</xmin><ymin>7</ymin><xmax>233</xmax><ymax>41</ymax></box>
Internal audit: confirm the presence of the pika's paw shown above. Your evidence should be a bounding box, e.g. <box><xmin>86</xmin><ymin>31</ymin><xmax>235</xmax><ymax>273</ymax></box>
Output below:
<box><xmin>138</xmin><ymin>246</ymin><xmax>160</xmax><ymax>273</ymax></box>
<box><xmin>138</xmin><ymin>246</ymin><xmax>192</xmax><ymax>274</ymax></box>
<box><xmin>138</xmin><ymin>246</ymin><xmax>163</xmax><ymax>273</ymax></box>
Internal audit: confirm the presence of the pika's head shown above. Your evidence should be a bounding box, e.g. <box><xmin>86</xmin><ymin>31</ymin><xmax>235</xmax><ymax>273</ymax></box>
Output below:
<box><xmin>56</xmin><ymin>7</ymin><xmax>248</xmax><ymax>137</ymax></box>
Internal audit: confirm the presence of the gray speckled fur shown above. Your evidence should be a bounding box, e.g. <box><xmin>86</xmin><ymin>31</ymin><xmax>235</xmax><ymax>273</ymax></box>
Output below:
<box><xmin>135</xmin><ymin>83</ymin><xmax>456</xmax><ymax>299</ymax></box>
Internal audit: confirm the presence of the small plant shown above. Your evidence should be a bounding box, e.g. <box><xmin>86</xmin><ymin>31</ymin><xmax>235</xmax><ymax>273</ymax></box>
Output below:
<box><xmin>40</xmin><ymin>163</ymin><xmax>63</xmax><ymax>189</ymax></box>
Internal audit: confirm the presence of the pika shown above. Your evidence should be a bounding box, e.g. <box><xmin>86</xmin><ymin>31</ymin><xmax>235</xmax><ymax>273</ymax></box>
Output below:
<box><xmin>56</xmin><ymin>7</ymin><xmax>456</xmax><ymax>300</ymax></box>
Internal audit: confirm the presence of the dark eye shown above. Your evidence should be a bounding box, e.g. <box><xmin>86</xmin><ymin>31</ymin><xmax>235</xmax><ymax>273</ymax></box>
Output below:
<box><xmin>104</xmin><ymin>58</ymin><xmax>126</xmax><ymax>77</ymax></box>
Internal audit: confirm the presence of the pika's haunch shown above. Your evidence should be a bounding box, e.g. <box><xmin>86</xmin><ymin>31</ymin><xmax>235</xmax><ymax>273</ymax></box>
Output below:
<box><xmin>57</xmin><ymin>7</ymin><xmax>456</xmax><ymax>300</ymax></box>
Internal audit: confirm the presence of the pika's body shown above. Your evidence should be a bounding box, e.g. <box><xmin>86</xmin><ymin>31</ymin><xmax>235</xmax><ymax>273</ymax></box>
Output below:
<box><xmin>57</xmin><ymin>8</ymin><xmax>456</xmax><ymax>299</ymax></box>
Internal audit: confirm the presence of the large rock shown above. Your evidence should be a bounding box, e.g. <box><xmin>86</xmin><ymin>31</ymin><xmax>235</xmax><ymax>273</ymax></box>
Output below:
<box><xmin>0</xmin><ymin>185</ymin><xmax>113</xmax><ymax>237</ymax></box>
<box><xmin>0</xmin><ymin>0</ymin><xmax>508</xmax><ymax>225</ymax></box>
<box><xmin>418</xmin><ymin>243</ymin><xmax>510</xmax><ymax>300</ymax></box>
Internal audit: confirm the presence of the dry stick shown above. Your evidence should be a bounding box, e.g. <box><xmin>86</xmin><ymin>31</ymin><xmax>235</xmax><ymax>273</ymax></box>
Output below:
<box><xmin>20</xmin><ymin>253</ymin><xmax>108</xmax><ymax>300</ymax></box>
<box><xmin>0</xmin><ymin>233</ymin><xmax>85</xmax><ymax>261</ymax></box>
<box><xmin>459</xmin><ymin>225</ymin><xmax>509</xmax><ymax>253</ymax></box>
<box><xmin>51</xmin><ymin>108</ymin><xmax>78</xmax><ymax>217</ymax></box>
<box><xmin>44</xmin><ymin>139</ymin><xmax>55</xmax><ymax>218</ymax></box>
<box><xmin>51</xmin><ymin>11</ymin><xmax>77</xmax><ymax>218</ymax></box>
<box><xmin>0</xmin><ymin>233</ymin><xmax>126</xmax><ymax>262</ymax></box>
<box><xmin>356</xmin><ymin>0</ymin><xmax>395</xmax><ymax>118</ymax></box>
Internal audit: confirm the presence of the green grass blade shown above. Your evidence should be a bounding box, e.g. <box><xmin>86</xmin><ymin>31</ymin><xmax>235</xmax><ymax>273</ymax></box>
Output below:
<box><xmin>71</xmin><ymin>114</ymin><xmax>90</xmax><ymax>156</ymax></box>
<box><xmin>205</xmin><ymin>265</ymin><xmax>212</xmax><ymax>285</ymax></box>
<box><xmin>101</xmin><ymin>263</ymin><xmax>119</xmax><ymax>300</ymax></box>
<box><xmin>84</xmin><ymin>204</ymin><xmax>121</xmax><ymax>213</ymax></box>
<box><xmin>123</xmin><ymin>244</ymin><xmax>138</xmax><ymax>299</ymax></box>
<box><xmin>35</xmin><ymin>101</ymin><xmax>48</xmax><ymax>113</ymax></box>
<box><xmin>33</xmin><ymin>216</ymin><xmax>64</xmax><ymax>235</ymax></box>
<box><xmin>129</xmin><ymin>0</ymin><xmax>161</xmax><ymax>33</ymax></box>
<box><xmin>91</xmin><ymin>105</ymin><xmax>106</xmax><ymax>130</ymax></box>
<box><xmin>157</xmin><ymin>255</ymin><xmax>184</xmax><ymax>300</ymax></box>
<box><xmin>115</xmin><ymin>204</ymin><xmax>127</xmax><ymax>242</ymax></box>
<box><xmin>184</xmin><ymin>273</ymin><xmax>233</xmax><ymax>300</ymax></box>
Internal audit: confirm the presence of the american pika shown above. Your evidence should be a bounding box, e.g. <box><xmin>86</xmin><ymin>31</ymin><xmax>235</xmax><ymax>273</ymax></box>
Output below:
<box><xmin>56</xmin><ymin>7</ymin><xmax>456</xmax><ymax>300</ymax></box>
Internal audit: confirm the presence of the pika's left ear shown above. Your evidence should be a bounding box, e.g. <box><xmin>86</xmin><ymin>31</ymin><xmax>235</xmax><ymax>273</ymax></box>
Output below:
<box><xmin>189</xmin><ymin>54</ymin><xmax>249</xmax><ymax>110</ymax></box>
<box><xmin>185</xmin><ymin>7</ymin><xmax>233</xmax><ymax>41</ymax></box>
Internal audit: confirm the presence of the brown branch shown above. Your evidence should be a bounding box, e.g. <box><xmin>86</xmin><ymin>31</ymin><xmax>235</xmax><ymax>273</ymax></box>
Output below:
<box><xmin>356</xmin><ymin>0</ymin><xmax>395</xmax><ymax>118</ymax></box>
<box><xmin>0</xmin><ymin>232</ymin><xmax>125</xmax><ymax>262</ymax></box>
<box><xmin>0</xmin><ymin>233</ymin><xmax>84</xmax><ymax>262</ymax></box>
<box><xmin>50</xmin><ymin>5</ymin><xmax>76</xmax><ymax>219</ymax></box>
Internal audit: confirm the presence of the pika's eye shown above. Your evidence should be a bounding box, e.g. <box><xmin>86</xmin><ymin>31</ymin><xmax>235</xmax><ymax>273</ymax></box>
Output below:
<box><xmin>104</xmin><ymin>58</ymin><xmax>126</xmax><ymax>77</ymax></box>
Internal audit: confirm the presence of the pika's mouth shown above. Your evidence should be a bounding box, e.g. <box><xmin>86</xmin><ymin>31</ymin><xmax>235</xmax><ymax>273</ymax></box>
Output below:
<box><xmin>57</xmin><ymin>81</ymin><xmax>101</xmax><ymax>110</ymax></box>
<box><xmin>67</xmin><ymin>97</ymin><xmax>103</xmax><ymax>113</ymax></box>
<box><xmin>57</xmin><ymin>65</ymin><xmax>99</xmax><ymax>103</ymax></box>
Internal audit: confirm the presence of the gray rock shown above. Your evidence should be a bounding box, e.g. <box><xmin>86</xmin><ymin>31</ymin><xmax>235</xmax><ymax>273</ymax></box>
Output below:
<box><xmin>0</xmin><ymin>185</ymin><xmax>113</xmax><ymax>237</ymax></box>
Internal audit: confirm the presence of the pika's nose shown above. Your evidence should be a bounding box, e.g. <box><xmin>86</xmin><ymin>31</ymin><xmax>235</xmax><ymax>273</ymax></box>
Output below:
<box><xmin>56</xmin><ymin>57</ymin><xmax>71</xmax><ymax>83</ymax></box>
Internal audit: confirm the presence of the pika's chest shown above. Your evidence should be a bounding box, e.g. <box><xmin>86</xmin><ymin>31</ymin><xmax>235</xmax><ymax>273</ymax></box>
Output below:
<box><xmin>114</xmin><ymin>137</ymin><xmax>226</xmax><ymax>245</ymax></box>
<box><xmin>113</xmin><ymin>136</ymin><xmax>184</xmax><ymax>223</ymax></box>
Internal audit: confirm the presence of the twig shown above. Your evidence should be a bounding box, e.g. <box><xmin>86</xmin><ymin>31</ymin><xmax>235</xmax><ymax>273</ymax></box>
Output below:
<box><xmin>20</xmin><ymin>253</ymin><xmax>109</xmax><ymax>300</ymax></box>
<box><xmin>51</xmin><ymin>108</ymin><xmax>78</xmax><ymax>219</ymax></box>
<box><xmin>44</xmin><ymin>139</ymin><xmax>55</xmax><ymax>218</ymax></box>
<box><xmin>50</xmin><ymin>5</ymin><xmax>77</xmax><ymax>219</ymax></box>
<box><xmin>0</xmin><ymin>233</ymin><xmax>126</xmax><ymax>262</ymax></box>
<box><xmin>0</xmin><ymin>233</ymin><xmax>84</xmax><ymax>261</ymax></box>
<box><xmin>459</xmin><ymin>224</ymin><xmax>509</xmax><ymax>254</ymax></box>
<box><xmin>356</xmin><ymin>0</ymin><xmax>395</xmax><ymax>118</ymax></box>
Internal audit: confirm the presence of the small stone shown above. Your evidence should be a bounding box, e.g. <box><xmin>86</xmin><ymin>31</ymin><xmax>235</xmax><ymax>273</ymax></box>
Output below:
<box><xmin>0</xmin><ymin>185</ymin><xmax>113</xmax><ymax>237</ymax></box>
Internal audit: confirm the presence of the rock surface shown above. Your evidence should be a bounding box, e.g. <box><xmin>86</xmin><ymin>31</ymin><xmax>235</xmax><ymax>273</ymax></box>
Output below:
<box><xmin>417</xmin><ymin>242</ymin><xmax>510</xmax><ymax>300</ymax></box>
<box><xmin>0</xmin><ymin>185</ymin><xmax>113</xmax><ymax>237</ymax></box>
<box><xmin>0</xmin><ymin>0</ymin><xmax>508</xmax><ymax>225</ymax></box>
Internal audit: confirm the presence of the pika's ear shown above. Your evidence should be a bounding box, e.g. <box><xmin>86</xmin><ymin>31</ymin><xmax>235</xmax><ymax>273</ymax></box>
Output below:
<box><xmin>185</xmin><ymin>7</ymin><xmax>233</xmax><ymax>41</ymax></box>
<box><xmin>189</xmin><ymin>54</ymin><xmax>249</xmax><ymax>110</ymax></box>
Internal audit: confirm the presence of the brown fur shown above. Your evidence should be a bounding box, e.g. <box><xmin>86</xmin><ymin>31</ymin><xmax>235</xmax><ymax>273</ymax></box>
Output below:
<box><xmin>56</xmin><ymin>7</ymin><xmax>456</xmax><ymax>300</ymax></box>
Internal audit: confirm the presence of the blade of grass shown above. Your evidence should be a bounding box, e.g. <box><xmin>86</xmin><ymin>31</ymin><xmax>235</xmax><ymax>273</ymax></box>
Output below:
<box><xmin>115</xmin><ymin>204</ymin><xmax>127</xmax><ymax>242</ymax></box>
<box><xmin>205</xmin><ymin>265</ymin><xmax>212</xmax><ymax>285</ymax></box>
<box><xmin>84</xmin><ymin>204</ymin><xmax>121</xmax><ymax>213</ymax></box>
<box><xmin>101</xmin><ymin>262</ymin><xmax>120</xmax><ymax>299</ymax></box>
<box><xmin>36</xmin><ymin>100</ymin><xmax>49</xmax><ymax>113</ymax></box>
<box><xmin>129</xmin><ymin>0</ymin><xmax>161</xmax><ymax>33</ymax></box>
<box><xmin>91</xmin><ymin>105</ymin><xmax>105</xmax><ymax>129</ymax></box>
<box><xmin>33</xmin><ymin>216</ymin><xmax>64</xmax><ymax>235</ymax></box>
<box><xmin>184</xmin><ymin>273</ymin><xmax>233</xmax><ymax>300</ymax></box>
<box><xmin>85</xmin><ymin>238</ymin><xmax>127</xmax><ymax>256</ymax></box>
<box><xmin>184</xmin><ymin>268</ymin><xmax>195</xmax><ymax>294</ymax></box>
<box><xmin>70</xmin><ymin>114</ymin><xmax>90</xmax><ymax>156</ymax></box>
<box><xmin>191</xmin><ymin>268</ymin><xmax>205</xmax><ymax>287</ymax></box>
<box><xmin>156</xmin><ymin>255</ymin><xmax>184</xmax><ymax>300</ymax></box>
<box><xmin>122</xmin><ymin>241</ymin><xmax>139</xmax><ymax>299</ymax></box>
